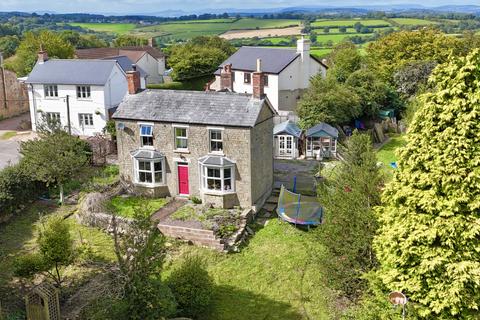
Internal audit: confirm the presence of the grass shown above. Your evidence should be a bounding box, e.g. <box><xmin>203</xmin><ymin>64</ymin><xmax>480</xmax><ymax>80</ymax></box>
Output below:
<box><xmin>68</xmin><ymin>22</ymin><xmax>137</xmax><ymax>34</ymax></box>
<box><xmin>147</xmin><ymin>75</ymin><xmax>214</xmax><ymax>91</ymax></box>
<box><xmin>312</xmin><ymin>19</ymin><xmax>391</xmax><ymax>28</ymax></box>
<box><xmin>376</xmin><ymin>134</ymin><xmax>407</xmax><ymax>166</ymax></box>
<box><xmin>107</xmin><ymin>196</ymin><xmax>168</xmax><ymax>218</ymax></box>
<box><xmin>0</xmin><ymin>131</ymin><xmax>16</xmax><ymax>140</ymax></box>
<box><xmin>310</xmin><ymin>47</ymin><xmax>332</xmax><ymax>58</ymax></box>
<box><xmin>133</xmin><ymin>18</ymin><xmax>301</xmax><ymax>40</ymax></box>
<box><xmin>390</xmin><ymin>18</ymin><xmax>437</xmax><ymax>26</ymax></box>
<box><xmin>165</xmin><ymin>219</ymin><xmax>331</xmax><ymax>319</ymax></box>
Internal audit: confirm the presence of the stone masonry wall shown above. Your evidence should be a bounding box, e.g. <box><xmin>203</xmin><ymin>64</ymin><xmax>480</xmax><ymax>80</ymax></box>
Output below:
<box><xmin>158</xmin><ymin>224</ymin><xmax>225</xmax><ymax>251</ymax></box>
<box><xmin>0</xmin><ymin>68</ymin><xmax>29</xmax><ymax>120</ymax></box>
<box><xmin>116</xmin><ymin>120</ymin><xmax>253</xmax><ymax>208</ymax></box>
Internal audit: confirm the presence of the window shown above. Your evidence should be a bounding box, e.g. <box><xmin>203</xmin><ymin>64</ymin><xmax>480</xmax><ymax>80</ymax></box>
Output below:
<box><xmin>201</xmin><ymin>165</ymin><xmax>234</xmax><ymax>192</ymax></box>
<box><xmin>264</xmin><ymin>75</ymin><xmax>269</xmax><ymax>87</ymax></box>
<box><xmin>76</xmin><ymin>86</ymin><xmax>91</xmax><ymax>99</ymax></box>
<box><xmin>174</xmin><ymin>127</ymin><xmax>188</xmax><ymax>150</ymax></box>
<box><xmin>46</xmin><ymin>112</ymin><xmax>60</xmax><ymax>123</ymax></box>
<box><xmin>44</xmin><ymin>85</ymin><xmax>58</xmax><ymax>98</ymax></box>
<box><xmin>140</xmin><ymin>125</ymin><xmax>153</xmax><ymax>147</ymax></box>
<box><xmin>78</xmin><ymin>113</ymin><xmax>94</xmax><ymax>127</ymax></box>
<box><xmin>244</xmin><ymin>73</ymin><xmax>251</xmax><ymax>84</ymax></box>
<box><xmin>136</xmin><ymin>159</ymin><xmax>163</xmax><ymax>185</ymax></box>
<box><xmin>209</xmin><ymin>129</ymin><xmax>223</xmax><ymax>153</ymax></box>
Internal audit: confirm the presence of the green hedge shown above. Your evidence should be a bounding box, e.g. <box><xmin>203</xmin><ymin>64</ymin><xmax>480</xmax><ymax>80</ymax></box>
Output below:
<box><xmin>0</xmin><ymin>164</ymin><xmax>46</xmax><ymax>221</ymax></box>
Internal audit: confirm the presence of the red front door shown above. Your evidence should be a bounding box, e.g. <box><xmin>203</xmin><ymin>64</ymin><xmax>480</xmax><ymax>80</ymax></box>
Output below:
<box><xmin>178</xmin><ymin>165</ymin><xmax>189</xmax><ymax>195</ymax></box>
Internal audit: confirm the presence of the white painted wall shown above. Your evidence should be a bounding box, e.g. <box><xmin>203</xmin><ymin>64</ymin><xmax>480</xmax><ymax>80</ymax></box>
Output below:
<box><xmin>137</xmin><ymin>53</ymin><xmax>165</xmax><ymax>84</ymax></box>
<box><xmin>28</xmin><ymin>64</ymin><xmax>128</xmax><ymax>136</ymax></box>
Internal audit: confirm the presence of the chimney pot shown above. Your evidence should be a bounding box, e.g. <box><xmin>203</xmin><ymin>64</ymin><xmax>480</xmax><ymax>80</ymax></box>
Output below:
<box><xmin>256</xmin><ymin>58</ymin><xmax>262</xmax><ymax>72</ymax></box>
<box><xmin>148</xmin><ymin>37</ymin><xmax>154</xmax><ymax>47</ymax></box>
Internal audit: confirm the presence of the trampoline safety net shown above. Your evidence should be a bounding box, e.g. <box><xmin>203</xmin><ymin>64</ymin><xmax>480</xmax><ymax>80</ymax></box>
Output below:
<box><xmin>277</xmin><ymin>185</ymin><xmax>323</xmax><ymax>225</ymax></box>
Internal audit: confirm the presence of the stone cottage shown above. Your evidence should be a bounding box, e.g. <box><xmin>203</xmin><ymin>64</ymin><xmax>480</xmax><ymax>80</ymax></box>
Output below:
<box><xmin>113</xmin><ymin>60</ymin><xmax>276</xmax><ymax>209</ymax></box>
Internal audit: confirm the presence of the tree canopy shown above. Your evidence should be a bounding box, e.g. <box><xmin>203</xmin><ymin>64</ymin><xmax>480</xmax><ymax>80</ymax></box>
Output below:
<box><xmin>374</xmin><ymin>49</ymin><xmax>480</xmax><ymax>318</ymax></box>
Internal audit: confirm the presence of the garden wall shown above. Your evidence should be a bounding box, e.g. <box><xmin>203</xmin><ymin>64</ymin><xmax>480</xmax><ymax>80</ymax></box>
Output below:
<box><xmin>0</xmin><ymin>68</ymin><xmax>29</xmax><ymax>120</ymax></box>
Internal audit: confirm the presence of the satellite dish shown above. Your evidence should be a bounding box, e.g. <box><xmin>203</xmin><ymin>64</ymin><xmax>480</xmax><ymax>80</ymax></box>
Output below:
<box><xmin>389</xmin><ymin>291</ymin><xmax>407</xmax><ymax>319</ymax></box>
<box><xmin>117</xmin><ymin>122</ymin><xmax>125</xmax><ymax>130</ymax></box>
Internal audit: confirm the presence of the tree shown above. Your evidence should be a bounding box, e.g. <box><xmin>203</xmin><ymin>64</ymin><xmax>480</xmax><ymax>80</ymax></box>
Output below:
<box><xmin>309</xmin><ymin>32</ymin><xmax>317</xmax><ymax>44</ymax></box>
<box><xmin>7</xmin><ymin>30</ymin><xmax>74</xmax><ymax>76</ymax></box>
<box><xmin>339</xmin><ymin>26</ymin><xmax>347</xmax><ymax>33</ymax></box>
<box><xmin>20</xmin><ymin>130</ymin><xmax>91</xmax><ymax>203</ymax></box>
<box><xmin>354</xmin><ymin>22</ymin><xmax>363</xmax><ymax>33</ymax></box>
<box><xmin>316</xmin><ymin>132</ymin><xmax>383</xmax><ymax>299</ymax></box>
<box><xmin>374</xmin><ymin>49</ymin><xmax>480</xmax><ymax>318</ymax></box>
<box><xmin>323</xmin><ymin>26</ymin><xmax>330</xmax><ymax>33</ymax></box>
<box><xmin>14</xmin><ymin>215</ymin><xmax>75</xmax><ymax>287</ymax></box>
<box><xmin>297</xmin><ymin>76</ymin><xmax>361</xmax><ymax>127</ymax></box>
<box><xmin>113</xmin><ymin>35</ymin><xmax>147</xmax><ymax>47</ymax></box>
<box><xmin>366</xmin><ymin>29</ymin><xmax>462</xmax><ymax>82</ymax></box>
<box><xmin>393</xmin><ymin>60</ymin><xmax>437</xmax><ymax>98</ymax></box>
<box><xmin>60</xmin><ymin>31</ymin><xmax>108</xmax><ymax>49</ymax></box>
<box><xmin>0</xmin><ymin>35</ymin><xmax>20</xmax><ymax>58</ymax></box>
<box><xmin>113</xmin><ymin>206</ymin><xmax>177</xmax><ymax>319</ymax></box>
<box><xmin>327</xmin><ymin>41</ymin><xmax>363</xmax><ymax>83</ymax></box>
<box><xmin>168</xmin><ymin>36</ymin><xmax>235</xmax><ymax>80</ymax></box>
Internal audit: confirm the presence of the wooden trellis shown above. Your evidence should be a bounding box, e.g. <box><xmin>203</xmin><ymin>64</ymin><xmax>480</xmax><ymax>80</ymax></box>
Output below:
<box><xmin>25</xmin><ymin>283</ymin><xmax>60</xmax><ymax>320</ymax></box>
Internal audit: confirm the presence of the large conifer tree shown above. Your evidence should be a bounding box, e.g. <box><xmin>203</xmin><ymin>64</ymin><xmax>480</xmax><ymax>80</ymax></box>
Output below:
<box><xmin>374</xmin><ymin>50</ymin><xmax>480</xmax><ymax>318</ymax></box>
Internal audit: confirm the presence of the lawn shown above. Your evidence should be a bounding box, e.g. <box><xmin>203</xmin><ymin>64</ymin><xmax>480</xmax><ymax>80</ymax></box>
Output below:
<box><xmin>315</xmin><ymin>33</ymin><xmax>371</xmax><ymax>44</ymax></box>
<box><xmin>390</xmin><ymin>18</ymin><xmax>437</xmax><ymax>26</ymax></box>
<box><xmin>310</xmin><ymin>47</ymin><xmax>332</xmax><ymax>58</ymax></box>
<box><xmin>312</xmin><ymin>19</ymin><xmax>391</xmax><ymax>28</ymax></box>
<box><xmin>376</xmin><ymin>134</ymin><xmax>407</xmax><ymax>166</ymax></box>
<box><xmin>107</xmin><ymin>195</ymin><xmax>168</xmax><ymax>218</ymax></box>
<box><xmin>68</xmin><ymin>22</ymin><xmax>137</xmax><ymax>34</ymax></box>
<box><xmin>165</xmin><ymin>219</ymin><xmax>331</xmax><ymax>320</ymax></box>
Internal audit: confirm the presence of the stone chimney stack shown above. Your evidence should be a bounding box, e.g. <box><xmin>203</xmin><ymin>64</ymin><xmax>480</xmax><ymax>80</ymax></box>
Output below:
<box><xmin>148</xmin><ymin>37</ymin><xmax>154</xmax><ymax>47</ymax></box>
<box><xmin>252</xmin><ymin>58</ymin><xmax>265</xmax><ymax>99</ymax></box>
<box><xmin>37</xmin><ymin>48</ymin><xmax>48</xmax><ymax>64</ymax></box>
<box><xmin>220</xmin><ymin>64</ymin><xmax>233</xmax><ymax>91</ymax></box>
<box><xmin>127</xmin><ymin>64</ymin><xmax>141</xmax><ymax>94</ymax></box>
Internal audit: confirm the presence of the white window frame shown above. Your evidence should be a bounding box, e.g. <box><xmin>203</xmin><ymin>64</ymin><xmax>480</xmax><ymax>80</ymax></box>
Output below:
<box><xmin>200</xmin><ymin>164</ymin><xmax>235</xmax><ymax>194</ymax></box>
<box><xmin>76</xmin><ymin>85</ymin><xmax>91</xmax><ymax>99</ymax></box>
<box><xmin>208</xmin><ymin>127</ymin><xmax>224</xmax><ymax>154</ymax></box>
<box><xmin>139</xmin><ymin>123</ymin><xmax>154</xmax><ymax>148</ymax></box>
<box><xmin>173</xmin><ymin>125</ymin><xmax>189</xmax><ymax>152</ymax></box>
<box><xmin>244</xmin><ymin>72</ymin><xmax>251</xmax><ymax>84</ymax></box>
<box><xmin>44</xmin><ymin>85</ymin><xmax>58</xmax><ymax>98</ymax></box>
<box><xmin>78</xmin><ymin>113</ymin><xmax>94</xmax><ymax>128</ymax></box>
<box><xmin>278</xmin><ymin>135</ymin><xmax>294</xmax><ymax>157</ymax></box>
<box><xmin>134</xmin><ymin>158</ymin><xmax>165</xmax><ymax>186</ymax></box>
<box><xmin>46</xmin><ymin>112</ymin><xmax>61</xmax><ymax>123</ymax></box>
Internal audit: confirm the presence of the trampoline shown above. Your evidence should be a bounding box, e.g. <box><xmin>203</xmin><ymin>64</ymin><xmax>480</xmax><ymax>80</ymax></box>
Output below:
<box><xmin>276</xmin><ymin>185</ymin><xmax>323</xmax><ymax>226</ymax></box>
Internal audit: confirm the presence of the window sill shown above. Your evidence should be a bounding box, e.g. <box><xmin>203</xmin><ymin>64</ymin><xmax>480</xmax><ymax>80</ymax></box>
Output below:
<box><xmin>208</xmin><ymin>151</ymin><xmax>225</xmax><ymax>156</ymax></box>
<box><xmin>174</xmin><ymin>149</ymin><xmax>190</xmax><ymax>154</ymax></box>
<box><xmin>202</xmin><ymin>189</ymin><xmax>236</xmax><ymax>196</ymax></box>
<box><xmin>134</xmin><ymin>182</ymin><xmax>167</xmax><ymax>188</ymax></box>
<box><xmin>140</xmin><ymin>146</ymin><xmax>155</xmax><ymax>150</ymax></box>
<box><xmin>44</xmin><ymin>97</ymin><xmax>60</xmax><ymax>100</ymax></box>
<box><xmin>77</xmin><ymin>98</ymin><xmax>93</xmax><ymax>101</ymax></box>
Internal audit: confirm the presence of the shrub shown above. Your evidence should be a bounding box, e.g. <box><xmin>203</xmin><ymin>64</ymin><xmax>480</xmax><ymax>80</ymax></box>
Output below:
<box><xmin>13</xmin><ymin>253</ymin><xmax>46</xmax><ymax>278</ymax></box>
<box><xmin>167</xmin><ymin>255</ymin><xmax>214</xmax><ymax>318</ymax></box>
<box><xmin>0</xmin><ymin>163</ymin><xmax>46</xmax><ymax>222</ymax></box>
<box><xmin>127</xmin><ymin>278</ymin><xmax>177</xmax><ymax>320</ymax></box>
<box><xmin>190</xmin><ymin>196</ymin><xmax>202</xmax><ymax>204</ymax></box>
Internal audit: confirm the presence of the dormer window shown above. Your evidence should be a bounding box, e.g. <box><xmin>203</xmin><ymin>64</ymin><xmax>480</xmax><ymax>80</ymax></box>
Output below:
<box><xmin>76</xmin><ymin>86</ymin><xmax>91</xmax><ymax>99</ymax></box>
<box><xmin>140</xmin><ymin>124</ymin><xmax>153</xmax><ymax>147</ymax></box>
<box><xmin>244</xmin><ymin>73</ymin><xmax>251</xmax><ymax>84</ymax></box>
<box><xmin>44</xmin><ymin>85</ymin><xmax>58</xmax><ymax>98</ymax></box>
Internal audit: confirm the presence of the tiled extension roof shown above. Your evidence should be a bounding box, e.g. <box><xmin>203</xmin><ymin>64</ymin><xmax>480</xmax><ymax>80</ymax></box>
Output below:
<box><xmin>113</xmin><ymin>89</ymin><xmax>272</xmax><ymax>128</ymax></box>
<box><xmin>76</xmin><ymin>46</ymin><xmax>164</xmax><ymax>62</ymax></box>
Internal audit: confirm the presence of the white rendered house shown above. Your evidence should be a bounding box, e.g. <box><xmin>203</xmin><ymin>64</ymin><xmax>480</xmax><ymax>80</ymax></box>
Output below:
<box><xmin>211</xmin><ymin>38</ymin><xmax>327</xmax><ymax>116</ymax></box>
<box><xmin>26</xmin><ymin>51</ymin><xmax>143</xmax><ymax>136</ymax></box>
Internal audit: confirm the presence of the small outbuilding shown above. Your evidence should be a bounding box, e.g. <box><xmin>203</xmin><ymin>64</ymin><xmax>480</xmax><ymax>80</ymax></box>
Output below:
<box><xmin>273</xmin><ymin>121</ymin><xmax>302</xmax><ymax>159</ymax></box>
<box><xmin>305</xmin><ymin>122</ymin><xmax>338</xmax><ymax>159</ymax></box>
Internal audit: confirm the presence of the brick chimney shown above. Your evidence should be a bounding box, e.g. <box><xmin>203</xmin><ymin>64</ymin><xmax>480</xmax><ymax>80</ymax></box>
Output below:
<box><xmin>252</xmin><ymin>59</ymin><xmax>265</xmax><ymax>99</ymax></box>
<box><xmin>37</xmin><ymin>49</ymin><xmax>48</xmax><ymax>64</ymax></box>
<box><xmin>220</xmin><ymin>64</ymin><xmax>233</xmax><ymax>91</ymax></box>
<box><xmin>127</xmin><ymin>64</ymin><xmax>141</xmax><ymax>94</ymax></box>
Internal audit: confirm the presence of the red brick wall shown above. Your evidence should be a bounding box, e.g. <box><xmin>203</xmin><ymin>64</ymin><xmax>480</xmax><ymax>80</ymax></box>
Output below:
<box><xmin>252</xmin><ymin>71</ymin><xmax>264</xmax><ymax>99</ymax></box>
<box><xmin>0</xmin><ymin>68</ymin><xmax>29</xmax><ymax>120</ymax></box>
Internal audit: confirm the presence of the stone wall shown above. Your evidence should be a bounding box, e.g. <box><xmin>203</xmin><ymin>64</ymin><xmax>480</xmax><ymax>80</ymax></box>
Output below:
<box><xmin>0</xmin><ymin>68</ymin><xmax>29</xmax><ymax>120</ymax></box>
<box><xmin>116</xmin><ymin>120</ymin><xmax>254</xmax><ymax>208</ymax></box>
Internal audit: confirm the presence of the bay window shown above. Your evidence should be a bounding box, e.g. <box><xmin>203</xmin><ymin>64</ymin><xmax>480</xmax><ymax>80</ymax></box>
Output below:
<box><xmin>199</xmin><ymin>155</ymin><xmax>235</xmax><ymax>193</ymax></box>
<box><xmin>130</xmin><ymin>149</ymin><xmax>165</xmax><ymax>186</ymax></box>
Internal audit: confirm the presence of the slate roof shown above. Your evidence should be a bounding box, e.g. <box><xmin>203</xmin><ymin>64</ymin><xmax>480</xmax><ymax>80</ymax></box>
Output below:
<box><xmin>26</xmin><ymin>59</ymin><xmax>119</xmax><ymax>85</ymax></box>
<box><xmin>306</xmin><ymin>122</ymin><xmax>339</xmax><ymax>138</ymax></box>
<box><xmin>198</xmin><ymin>155</ymin><xmax>235</xmax><ymax>166</ymax></box>
<box><xmin>113</xmin><ymin>89</ymin><xmax>272</xmax><ymax>128</ymax></box>
<box><xmin>130</xmin><ymin>149</ymin><xmax>164</xmax><ymax>159</ymax></box>
<box><xmin>273</xmin><ymin>120</ymin><xmax>302</xmax><ymax>138</ymax></box>
<box><xmin>76</xmin><ymin>46</ymin><xmax>164</xmax><ymax>62</ymax></box>
<box><xmin>103</xmin><ymin>56</ymin><xmax>147</xmax><ymax>77</ymax></box>
<box><xmin>214</xmin><ymin>47</ymin><xmax>327</xmax><ymax>75</ymax></box>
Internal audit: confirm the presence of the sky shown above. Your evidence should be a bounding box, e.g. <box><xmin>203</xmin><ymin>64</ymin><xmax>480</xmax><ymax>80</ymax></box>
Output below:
<box><xmin>0</xmin><ymin>0</ymin><xmax>479</xmax><ymax>15</ymax></box>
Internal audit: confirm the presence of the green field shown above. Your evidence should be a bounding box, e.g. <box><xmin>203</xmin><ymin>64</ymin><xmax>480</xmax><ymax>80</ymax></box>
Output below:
<box><xmin>310</xmin><ymin>48</ymin><xmax>332</xmax><ymax>58</ymax></box>
<box><xmin>390</xmin><ymin>18</ymin><xmax>437</xmax><ymax>26</ymax></box>
<box><xmin>68</xmin><ymin>22</ymin><xmax>137</xmax><ymax>34</ymax></box>
<box><xmin>312</xmin><ymin>19</ymin><xmax>391</xmax><ymax>28</ymax></box>
<box><xmin>133</xmin><ymin>18</ymin><xmax>301</xmax><ymax>40</ymax></box>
